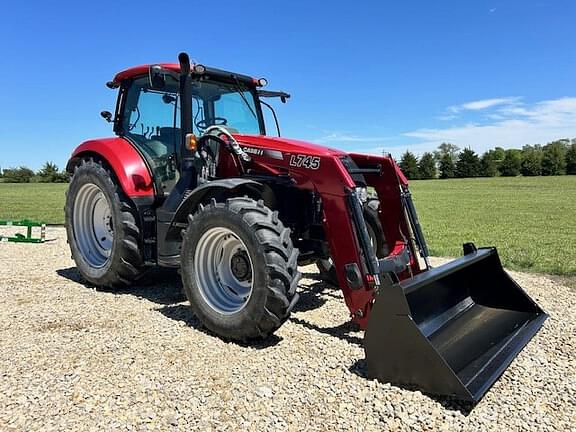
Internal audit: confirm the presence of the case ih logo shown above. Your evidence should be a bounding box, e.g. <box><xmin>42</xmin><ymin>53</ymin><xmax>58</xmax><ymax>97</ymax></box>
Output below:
<box><xmin>242</xmin><ymin>147</ymin><xmax>264</xmax><ymax>156</ymax></box>
<box><xmin>241</xmin><ymin>146</ymin><xmax>284</xmax><ymax>160</ymax></box>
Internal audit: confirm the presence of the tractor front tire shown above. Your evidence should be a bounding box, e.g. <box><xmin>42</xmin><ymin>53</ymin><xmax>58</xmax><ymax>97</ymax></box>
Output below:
<box><xmin>65</xmin><ymin>158</ymin><xmax>144</xmax><ymax>289</ymax></box>
<box><xmin>180</xmin><ymin>197</ymin><xmax>300</xmax><ymax>341</ymax></box>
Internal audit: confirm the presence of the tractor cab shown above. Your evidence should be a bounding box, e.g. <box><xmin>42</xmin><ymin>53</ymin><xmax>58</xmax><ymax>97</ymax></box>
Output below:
<box><xmin>107</xmin><ymin>62</ymin><xmax>273</xmax><ymax>198</ymax></box>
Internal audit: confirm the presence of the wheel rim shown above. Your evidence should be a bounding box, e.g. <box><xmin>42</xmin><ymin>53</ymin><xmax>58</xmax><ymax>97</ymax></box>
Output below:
<box><xmin>194</xmin><ymin>227</ymin><xmax>254</xmax><ymax>315</ymax></box>
<box><xmin>73</xmin><ymin>183</ymin><xmax>113</xmax><ymax>268</ymax></box>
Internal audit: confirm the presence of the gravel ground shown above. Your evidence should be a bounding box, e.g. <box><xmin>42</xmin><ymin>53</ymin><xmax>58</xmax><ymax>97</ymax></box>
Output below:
<box><xmin>1</xmin><ymin>227</ymin><xmax>574</xmax><ymax>431</ymax></box>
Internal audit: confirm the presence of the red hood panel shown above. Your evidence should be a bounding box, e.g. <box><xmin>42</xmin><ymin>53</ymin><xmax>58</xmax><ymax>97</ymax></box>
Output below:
<box><xmin>233</xmin><ymin>134</ymin><xmax>347</xmax><ymax>158</ymax></box>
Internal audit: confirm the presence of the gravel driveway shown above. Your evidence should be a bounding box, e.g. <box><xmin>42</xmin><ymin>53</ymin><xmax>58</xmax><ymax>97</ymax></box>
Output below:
<box><xmin>1</xmin><ymin>227</ymin><xmax>574</xmax><ymax>431</ymax></box>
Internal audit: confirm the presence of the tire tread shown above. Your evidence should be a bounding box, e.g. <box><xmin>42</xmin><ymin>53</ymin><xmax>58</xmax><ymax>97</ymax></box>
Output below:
<box><xmin>65</xmin><ymin>158</ymin><xmax>144</xmax><ymax>289</ymax></box>
<box><xmin>182</xmin><ymin>197</ymin><xmax>300</xmax><ymax>341</ymax></box>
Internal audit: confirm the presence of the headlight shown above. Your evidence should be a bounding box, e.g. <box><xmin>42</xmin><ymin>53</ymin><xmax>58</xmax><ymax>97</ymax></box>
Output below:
<box><xmin>193</xmin><ymin>64</ymin><xmax>206</xmax><ymax>74</ymax></box>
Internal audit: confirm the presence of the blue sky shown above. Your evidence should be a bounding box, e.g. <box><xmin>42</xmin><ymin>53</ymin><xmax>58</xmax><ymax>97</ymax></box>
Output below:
<box><xmin>0</xmin><ymin>0</ymin><xmax>575</xmax><ymax>170</ymax></box>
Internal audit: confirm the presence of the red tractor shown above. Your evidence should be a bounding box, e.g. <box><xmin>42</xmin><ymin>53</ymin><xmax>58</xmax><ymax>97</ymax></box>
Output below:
<box><xmin>66</xmin><ymin>53</ymin><xmax>546</xmax><ymax>402</ymax></box>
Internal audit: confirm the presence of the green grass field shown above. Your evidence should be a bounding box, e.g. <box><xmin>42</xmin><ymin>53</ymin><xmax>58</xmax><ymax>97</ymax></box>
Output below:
<box><xmin>410</xmin><ymin>176</ymin><xmax>576</xmax><ymax>276</ymax></box>
<box><xmin>0</xmin><ymin>183</ymin><xmax>67</xmax><ymax>225</ymax></box>
<box><xmin>0</xmin><ymin>177</ymin><xmax>574</xmax><ymax>276</ymax></box>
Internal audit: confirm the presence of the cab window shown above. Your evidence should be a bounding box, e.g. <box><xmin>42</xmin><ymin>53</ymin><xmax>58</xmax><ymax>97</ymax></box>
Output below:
<box><xmin>213</xmin><ymin>91</ymin><xmax>260</xmax><ymax>135</ymax></box>
<box><xmin>122</xmin><ymin>77</ymin><xmax>181</xmax><ymax>194</ymax></box>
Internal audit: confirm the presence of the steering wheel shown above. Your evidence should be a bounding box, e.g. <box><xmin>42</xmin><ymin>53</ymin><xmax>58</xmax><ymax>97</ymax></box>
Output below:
<box><xmin>195</xmin><ymin>117</ymin><xmax>227</xmax><ymax>131</ymax></box>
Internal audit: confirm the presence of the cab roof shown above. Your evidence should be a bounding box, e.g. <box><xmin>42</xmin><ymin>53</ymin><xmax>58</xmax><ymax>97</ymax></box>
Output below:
<box><xmin>112</xmin><ymin>63</ymin><xmax>259</xmax><ymax>87</ymax></box>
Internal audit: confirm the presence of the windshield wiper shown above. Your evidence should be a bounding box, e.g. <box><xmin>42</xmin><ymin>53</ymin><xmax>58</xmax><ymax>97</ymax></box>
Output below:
<box><xmin>232</xmin><ymin>76</ymin><xmax>258</xmax><ymax>120</ymax></box>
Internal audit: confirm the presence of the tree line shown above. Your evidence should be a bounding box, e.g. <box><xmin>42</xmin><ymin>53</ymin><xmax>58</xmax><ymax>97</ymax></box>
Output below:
<box><xmin>398</xmin><ymin>139</ymin><xmax>576</xmax><ymax>180</ymax></box>
<box><xmin>0</xmin><ymin>162</ymin><xmax>70</xmax><ymax>183</ymax></box>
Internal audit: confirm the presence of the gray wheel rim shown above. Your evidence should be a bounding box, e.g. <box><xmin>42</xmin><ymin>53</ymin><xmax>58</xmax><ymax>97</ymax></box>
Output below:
<box><xmin>73</xmin><ymin>183</ymin><xmax>113</xmax><ymax>268</ymax></box>
<box><xmin>194</xmin><ymin>227</ymin><xmax>254</xmax><ymax>315</ymax></box>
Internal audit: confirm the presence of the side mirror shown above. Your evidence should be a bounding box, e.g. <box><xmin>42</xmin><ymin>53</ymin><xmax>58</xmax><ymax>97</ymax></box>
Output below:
<box><xmin>100</xmin><ymin>111</ymin><xmax>113</xmax><ymax>123</ymax></box>
<box><xmin>149</xmin><ymin>65</ymin><xmax>166</xmax><ymax>89</ymax></box>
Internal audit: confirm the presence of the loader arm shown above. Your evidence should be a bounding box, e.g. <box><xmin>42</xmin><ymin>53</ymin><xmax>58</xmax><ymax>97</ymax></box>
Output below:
<box><xmin>225</xmin><ymin>134</ymin><xmax>422</xmax><ymax>328</ymax></box>
<box><xmin>286</xmin><ymin>152</ymin><xmax>418</xmax><ymax>328</ymax></box>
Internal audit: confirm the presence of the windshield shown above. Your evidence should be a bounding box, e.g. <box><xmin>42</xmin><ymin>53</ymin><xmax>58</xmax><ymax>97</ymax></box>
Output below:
<box><xmin>192</xmin><ymin>81</ymin><xmax>263</xmax><ymax>135</ymax></box>
<box><xmin>122</xmin><ymin>76</ymin><xmax>264</xmax><ymax>137</ymax></box>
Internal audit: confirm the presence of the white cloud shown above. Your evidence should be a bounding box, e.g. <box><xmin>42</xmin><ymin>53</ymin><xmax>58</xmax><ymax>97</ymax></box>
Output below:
<box><xmin>436</xmin><ymin>113</ymin><xmax>459</xmax><ymax>121</ymax></box>
<box><xmin>308</xmin><ymin>97</ymin><xmax>576</xmax><ymax>159</ymax></box>
<box><xmin>315</xmin><ymin>131</ymin><xmax>393</xmax><ymax>144</ymax></box>
<box><xmin>401</xmin><ymin>97</ymin><xmax>576</xmax><ymax>156</ymax></box>
<box><xmin>448</xmin><ymin>97</ymin><xmax>520</xmax><ymax>113</ymax></box>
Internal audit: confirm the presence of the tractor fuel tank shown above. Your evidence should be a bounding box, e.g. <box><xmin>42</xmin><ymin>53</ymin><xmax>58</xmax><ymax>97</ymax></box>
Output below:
<box><xmin>364</xmin><ymin>245</ymin><xmax>547</xmax><ymax>402</ymax></box>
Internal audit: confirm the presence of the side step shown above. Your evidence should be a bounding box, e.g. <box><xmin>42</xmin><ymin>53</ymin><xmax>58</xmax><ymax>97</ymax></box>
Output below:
<box><xmin>364</xmin><ymin>246</ymin><xmax>548</xmax><ymax>402</ymax></box>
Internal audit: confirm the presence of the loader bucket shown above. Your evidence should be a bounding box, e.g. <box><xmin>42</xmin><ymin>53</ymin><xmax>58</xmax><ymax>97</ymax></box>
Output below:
<box><xmin>364</xmin><ymin>246</ymin><xmax>547</xmax><ymax>402</ymax></box>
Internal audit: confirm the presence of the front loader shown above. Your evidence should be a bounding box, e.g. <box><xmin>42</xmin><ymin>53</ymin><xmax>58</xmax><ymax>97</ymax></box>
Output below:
<box><xmin>65</xmin><ymin>52</ymin><xmax>546</xmax><ymax>402</ymax></box>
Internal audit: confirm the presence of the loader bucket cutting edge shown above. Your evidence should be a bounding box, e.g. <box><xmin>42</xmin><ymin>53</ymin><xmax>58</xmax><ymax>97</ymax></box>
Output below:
<box><xmin>364</xmin><ymin>246</ymin><xmax>547</xmax><ymax>402</ymax></box>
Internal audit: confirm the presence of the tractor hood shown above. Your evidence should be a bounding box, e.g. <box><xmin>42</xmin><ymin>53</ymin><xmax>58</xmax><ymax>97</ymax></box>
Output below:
<box><xmin>232</xmin><ymin>134</ymin><xmax>347</xmax><ymax>158</ymax></box>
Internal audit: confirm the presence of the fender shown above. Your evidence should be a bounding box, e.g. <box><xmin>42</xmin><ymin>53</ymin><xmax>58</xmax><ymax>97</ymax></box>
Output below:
<box><xmin>167</xmin><ymin>178</ymin><xmax>267</xmax><ymax>238</ymax></box>
<box><xmin>67</xmin><ymin>137</ymin><xmax>155</xmax><ymax>198</ymax></box>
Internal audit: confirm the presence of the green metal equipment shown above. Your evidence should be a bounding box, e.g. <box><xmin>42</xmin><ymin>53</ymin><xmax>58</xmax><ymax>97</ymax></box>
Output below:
<box><xmin>0</xmin><ymin>219</ymin><xmax>46</xmax><ymax>243</ymax></box>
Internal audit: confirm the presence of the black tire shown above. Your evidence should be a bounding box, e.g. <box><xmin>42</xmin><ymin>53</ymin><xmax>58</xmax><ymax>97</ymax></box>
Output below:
<box><xmin>180</xmin><ymin>197</ymin><xmax>300</xmax><ymax>341</ymax></box>
<box><xmin>364</xmin><ymin>198</ymin><xmax>389</xmax><ymax>258</ymax></box>
<box><xmin>316</xmin><ymin>198</ymin><xmax>388</xmax><ymax>286</ymax></box>
<box><xmin>65</xmin><ymin>158</ymin><xmax>144</xmax><ymax>288</ymax></box>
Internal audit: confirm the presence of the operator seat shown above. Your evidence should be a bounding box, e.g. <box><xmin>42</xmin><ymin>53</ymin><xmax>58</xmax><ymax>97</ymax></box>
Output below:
<box><xmin>143</xmin><ymin>139</ymin><xmax>168</xmax><ymax>158</ymax></box>
<box><xmin>146</xmin><ymin>127</ymin><xmax>181</xmax><ymax>157</ymax></box>
<box><xmin>158</xmin><ymin>127</ymin><xmax>181</xmax><ymax>153</ymax></box>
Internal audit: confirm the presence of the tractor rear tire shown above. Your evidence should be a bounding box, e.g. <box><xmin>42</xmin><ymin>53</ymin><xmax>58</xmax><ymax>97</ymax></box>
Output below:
<box><xmin>65</xmin><ymin>158</ymin><xmax>144</xmax><ymax>289</ymax></box>
<box><xmin>316</xmin><ymin>199</ymin><xmax>388</xmax><ymax>286</ymax></box>
<box><xmin>180</xmin><ymin>197</ymin><xmax>300</xmax><ymax>341</ymax></box>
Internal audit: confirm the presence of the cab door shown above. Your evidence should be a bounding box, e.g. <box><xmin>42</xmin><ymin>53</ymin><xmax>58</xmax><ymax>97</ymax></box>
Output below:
<box><xmin>121</xmin><ymin>76</ymin><xmax>181</xmax><ymax>196</ymax></box>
